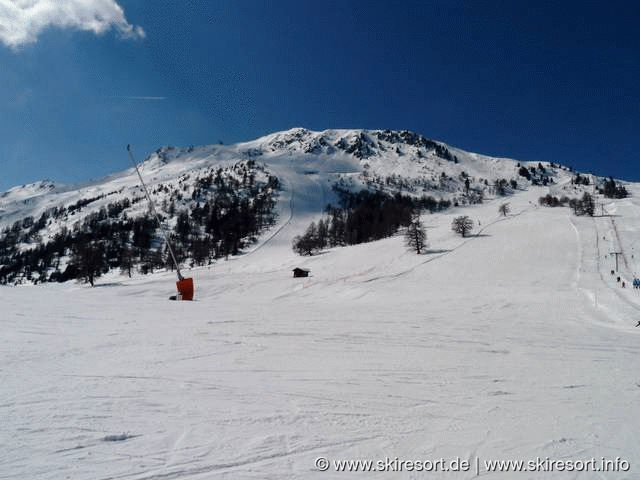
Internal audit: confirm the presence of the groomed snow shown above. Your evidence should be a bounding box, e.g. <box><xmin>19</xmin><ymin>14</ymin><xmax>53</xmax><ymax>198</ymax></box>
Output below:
<box><xmin>2</xmin><ymin>146</ymin><xmax>640</xmax><ymax>479</ymax></box>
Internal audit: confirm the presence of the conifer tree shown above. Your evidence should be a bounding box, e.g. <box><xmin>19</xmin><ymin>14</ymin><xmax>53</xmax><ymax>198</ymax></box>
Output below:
<box><xmin>405</xmin><ymin>218</ymin><xmax>427</xmax><ymax>254</ymax></box>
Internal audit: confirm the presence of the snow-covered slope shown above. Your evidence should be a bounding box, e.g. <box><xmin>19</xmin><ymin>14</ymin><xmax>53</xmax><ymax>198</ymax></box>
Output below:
<box><xmin>0</xmin><ymin>127</ymin><xmax>555</xmax><ymax>235</ymax></box>
<box><xmin>0</xmin><ymin>128</ymin><xmax>554</xmax><ymax>285</ymax></box>
<box><xmin>2</xmin><ymin>129</ymin><xmax>639</xmax><ymax>479</ymax></box>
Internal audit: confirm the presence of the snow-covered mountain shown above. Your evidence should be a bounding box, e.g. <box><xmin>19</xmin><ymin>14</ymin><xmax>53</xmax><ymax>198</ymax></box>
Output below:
<box><xmin>0</xmin><ymin>127</ymin><xmax>623</xmax><ymax>286</ymax></box>
<box><xmin>0</xmin><ymin>127</ymin><xmax>553</xmax><ymax>229</ymax></box>
<box><xmin>3</xmin><ymin>128</ymin><xmax>640</xmax><ymax>479</ymax></box>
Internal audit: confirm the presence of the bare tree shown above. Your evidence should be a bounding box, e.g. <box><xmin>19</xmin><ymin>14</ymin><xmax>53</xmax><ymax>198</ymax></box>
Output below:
<box><xmin>405</xmin><ymin>219</ymin><xmax>427</xmax><ymax>254</ymax></box>
<box><xmin>292</xmin><ymin>222</ymin><xmax>321</xmax><ymax>256</ymax></box>
<box><xmin>452</xmin><ymin>215</ymin><xmax>474</xmax><ymax>238</ymax></box>
<box><xmin>119</xmin><ymin>245</ymin><xmax>134</xmax><ymax>278</ymax></box>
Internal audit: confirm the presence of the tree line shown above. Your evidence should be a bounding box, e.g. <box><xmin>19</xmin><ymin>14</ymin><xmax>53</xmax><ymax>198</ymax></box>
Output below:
<box><xmin>0</xmin><ymin>162</ymin><xmax>279</xmax><ymax>285</ymax></box>
<box><xmin>292</xmin><ymin>189</ymin><xmax>451</xmax><ymax>256</ymax></box>
<box><xmin>539</xmin><ymin>192</ymin><xmax>595</xmax><ymax>216</ymax></box>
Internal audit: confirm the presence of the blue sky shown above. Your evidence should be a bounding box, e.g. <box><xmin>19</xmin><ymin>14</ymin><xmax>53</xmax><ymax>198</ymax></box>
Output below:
<box><xmin>1</xmin><ymin>0</ymin><xmax>638</xmax><ymax>192</ymax></box>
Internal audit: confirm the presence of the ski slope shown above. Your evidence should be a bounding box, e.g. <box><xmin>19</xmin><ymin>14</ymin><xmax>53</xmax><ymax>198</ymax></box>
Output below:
<box><xmin>2</xmin><ymin>144</ymin><xmax>640</xmax><ymax>479</ymax></box>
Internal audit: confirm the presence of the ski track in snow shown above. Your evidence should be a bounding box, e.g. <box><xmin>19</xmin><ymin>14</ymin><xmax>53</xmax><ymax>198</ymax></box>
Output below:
<box><xmin>2</xmin><ymin>160</ymin><xmax>640</xmax><ymax>479</ymax></box>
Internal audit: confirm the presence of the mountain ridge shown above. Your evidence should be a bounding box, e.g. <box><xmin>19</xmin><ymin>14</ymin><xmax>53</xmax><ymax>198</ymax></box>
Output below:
<box><xmin>0</xmin><ymin>127</ymin><xmax>626</xmax><ymax>285</ymax></box>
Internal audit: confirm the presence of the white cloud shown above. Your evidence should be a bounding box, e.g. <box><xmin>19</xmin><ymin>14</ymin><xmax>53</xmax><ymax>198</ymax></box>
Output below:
<box><xmin>0</xmin><ymin>0</ymin><xmax>145</xmax><ymax>49</ymax></box>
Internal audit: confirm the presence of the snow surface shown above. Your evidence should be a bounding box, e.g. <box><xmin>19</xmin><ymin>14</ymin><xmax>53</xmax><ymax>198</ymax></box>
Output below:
<box><xmin>2</xmin><ymin>132</ymin><xmax>640</xmax><ymax>479</ymax></box>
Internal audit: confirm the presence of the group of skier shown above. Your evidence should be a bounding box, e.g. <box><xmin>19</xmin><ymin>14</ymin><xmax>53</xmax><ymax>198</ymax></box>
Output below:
<box><xmin>612</xmin><ymin>271</ymin><xmax>640</xmax><ymax>290</ymax></box>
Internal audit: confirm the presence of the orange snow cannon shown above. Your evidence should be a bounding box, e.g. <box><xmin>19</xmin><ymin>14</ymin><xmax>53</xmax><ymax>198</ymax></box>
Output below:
<box><xmin>176</xmin><ymin>277</ymin><xmax>194</xmax><ymax>301</ymax></box>
<box><xmin>128</xmin><ymin>146</ymin><xmax>197</xmax><ymax>302</ymax></box>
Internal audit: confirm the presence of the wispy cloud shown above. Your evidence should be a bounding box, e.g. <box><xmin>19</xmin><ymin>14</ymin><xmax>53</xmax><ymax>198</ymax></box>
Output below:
<box><xmin>0</xmin><ymin>0</ymin><xmax>145</xmax><ymax>50</ymax></box>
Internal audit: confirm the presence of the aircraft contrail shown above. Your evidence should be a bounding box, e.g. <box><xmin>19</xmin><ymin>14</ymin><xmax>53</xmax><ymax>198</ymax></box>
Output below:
<box><xmin>121</xmin><ymin>96</ymin><xmax>166</xmax><ymax>101</ymax></box>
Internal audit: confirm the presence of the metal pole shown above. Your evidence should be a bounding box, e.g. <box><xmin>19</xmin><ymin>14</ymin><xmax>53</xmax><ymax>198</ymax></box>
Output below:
<box><xmin>127</xmin><ymin>145</ymin><xmax>183</xmax><ymax>280</ymax></box>
<box><xmin>610</xmin><ymin>252</ymin><xmax>621</xmax><ymax>272</ymax></box>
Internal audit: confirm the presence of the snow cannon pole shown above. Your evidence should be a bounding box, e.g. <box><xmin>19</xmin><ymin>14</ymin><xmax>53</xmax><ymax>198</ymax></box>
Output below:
<box><xmin>127</xmin><ymin>145</ymin><xmax>184</xmax><ymax>281</ymax></box>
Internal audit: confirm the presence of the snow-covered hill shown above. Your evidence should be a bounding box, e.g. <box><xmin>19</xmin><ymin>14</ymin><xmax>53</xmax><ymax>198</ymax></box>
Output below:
<box><xmin>0</xmin><ymin>127</ymin><xmax>559</xmax><ymax>233</ymax></box>
<box><xmin>2</xmin><ymin>129</ymin><xmax>640</xmax><ymax>479</ymax></box>
<box><xmin>0</xmin><ymin>128</ymin><xmax>573</xmax><ymax>285</ymax></box>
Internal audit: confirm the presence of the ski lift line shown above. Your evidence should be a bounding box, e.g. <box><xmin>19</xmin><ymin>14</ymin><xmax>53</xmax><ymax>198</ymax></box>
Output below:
<box><xmin>127</xmin><ymin>144</ymin><xmax>184</xmax><ymax>281</ymax></box>
<box><xmin>610</xmin><ymin>218</ymin><xmax>630</xmax><ymax>271</ymax></box>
